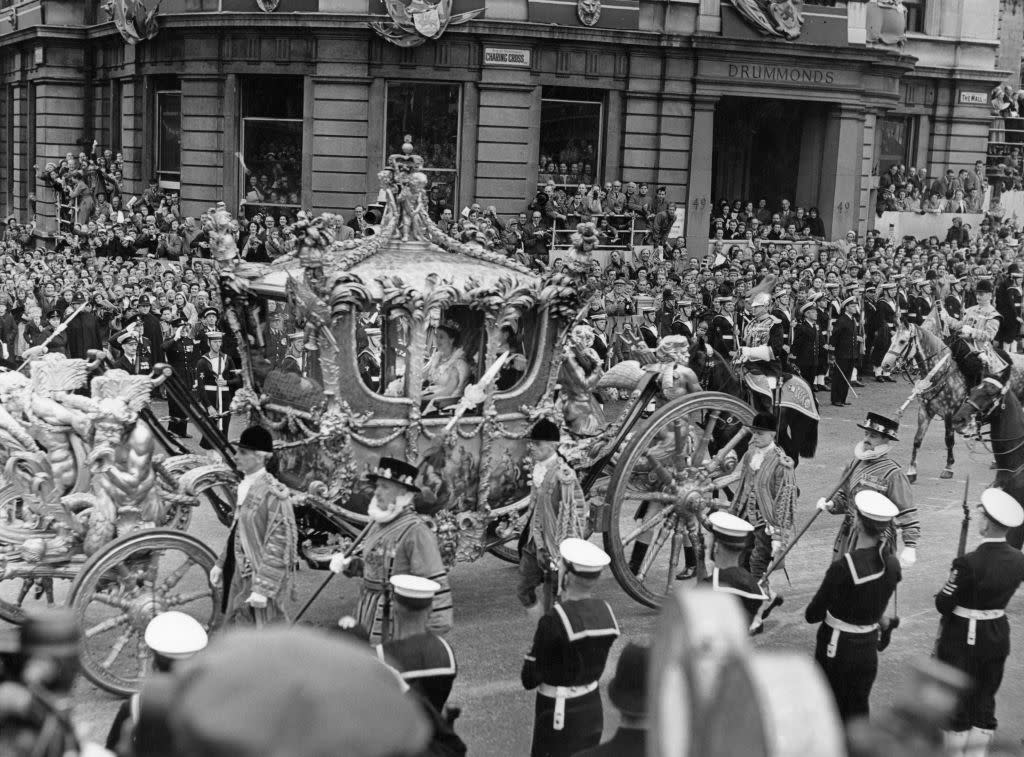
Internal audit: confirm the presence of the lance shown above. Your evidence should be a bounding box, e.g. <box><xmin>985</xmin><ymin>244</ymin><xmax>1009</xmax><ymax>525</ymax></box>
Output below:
<box><xmin>895</xmin><ymin>352</ymin><xmax>951</xmax><ymax>420</ymax></box>
<box><xmin>292</xmin><ymin>522</ymin><xmax>372</xmax><ymax>624</ymax></box>
<box><xmin>17</xmin><ymin>300</ymin><xmax>89</xmax><ymax>371</ymax></box>
<box><xmin>760</xmin><ymin>458</ymin><xmax>858</xmax><ymax>584</ymax></box>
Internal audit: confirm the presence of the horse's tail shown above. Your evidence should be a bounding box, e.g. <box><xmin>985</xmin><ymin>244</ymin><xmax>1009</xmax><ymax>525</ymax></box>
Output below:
<box><xmin>780</xmin><ymin>409</ymin><xmax>819</xmax><ymax>459</ymax></box>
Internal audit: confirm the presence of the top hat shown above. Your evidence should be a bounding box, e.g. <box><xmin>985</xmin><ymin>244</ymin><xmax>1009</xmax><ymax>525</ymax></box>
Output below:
<box><xmin>608</xmin><ymin>643</ymin><xmax>650</xmax><ymax>717</ymax></box>
<box><xmin>857</xmin><ymin>412</ymin><xmax>899</xmax><ymax>441</ymax></box>
<box><xmin>528</xmin><ymin>418</ymin><xmax>561</xmax><ymax>443</ymax></box>
<box><xmin>366</xmin><ymin>457</ymin><xmax>420</xmax><ymax>492</ymax></box>
<box><xmin>748</xmin><ymin>411</ymin><xmax>776</xmax><ymax>433</ymax></box>
<box><xmin>238</xmin><ymin>426</ymin><xmax>274</xmax><ymax>453</ymax></box>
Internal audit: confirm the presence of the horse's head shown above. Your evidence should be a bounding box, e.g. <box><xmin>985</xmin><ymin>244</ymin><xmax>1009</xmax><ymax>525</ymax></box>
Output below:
<box><xmin>880</xmin><ymin>324</ymin><xmax>915</xmax><ymax>373</ymax></box>
<box><xmin>953</xmin><ymin>377</ymin><xmax>1006</xmax><ymax>434</ymax></box>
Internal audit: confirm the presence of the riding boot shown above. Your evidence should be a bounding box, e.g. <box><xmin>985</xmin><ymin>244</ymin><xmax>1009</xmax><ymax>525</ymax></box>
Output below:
<box><xmin>629</xmin><ymin>542</ymin><xmax>649</xmax><ymax>574</ymax></box>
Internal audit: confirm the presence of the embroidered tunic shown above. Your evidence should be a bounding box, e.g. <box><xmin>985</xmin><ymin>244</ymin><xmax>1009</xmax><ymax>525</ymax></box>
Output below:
<box><xmin>353</xmin><ymin>511</ymin><xmax>453</xmax><ymax>645</ymax></box>
<box><xmin>827</xmin><ymin>456</ymin><xmax>918</xmax><ymax>556</ymax></box>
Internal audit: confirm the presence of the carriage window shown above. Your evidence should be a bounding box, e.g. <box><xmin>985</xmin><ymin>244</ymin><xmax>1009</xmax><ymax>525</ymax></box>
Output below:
<box><xmin>492</xmin><ymin>309</ymin><xmax>539</xmax><ymax>393</ymax></box>
<box><xmin>381</xmin><ymin>310</ymin><xmax>411</xmax><ymax>396</ymax></box>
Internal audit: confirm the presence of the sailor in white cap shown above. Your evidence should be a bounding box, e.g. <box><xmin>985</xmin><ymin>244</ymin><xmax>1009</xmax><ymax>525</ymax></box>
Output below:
<box><xmin>195</xmin><ymin>328</ymin><xmax>240</xmax><ymax>448</ymax></box>
<box><xmin>105</xmin><ymin>611</ymin><xmax>209</xmax><ymax>751</ymax></box>
<box><xmin>792</xmin><ymin>298</ymin><xmax>824</xmax><ymax>387</ymax></box>
<box><xmin>374</xmin><ymin>575</ymin><xmax>458</xmax><ymax>716</ymax></box>
<box><xmin>702</xmin><ymin>511</ymin><xmax>771</xmax><ymax>633</ymax></box>
<box><xmin>805</xmin><ymin>491</ymin><xmax>901</xmax><ymax>722</ymax></box>
<box><xmin>639</xmin><ymin>306</ymin><xmax>659</xmax><ymax>349</ymax></box>
<box><xmin>522</xmin><ymin>538</ymin><xmax>619</xmax><ymax>757</ymax></box>
<box><xmin>935</xmin><ymin>487</ymin><xmax>1024</xmax><ymax>754</ymax></box>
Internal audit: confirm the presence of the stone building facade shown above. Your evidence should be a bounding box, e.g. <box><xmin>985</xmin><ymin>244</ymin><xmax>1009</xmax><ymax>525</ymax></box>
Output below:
<box><xmin>0</xmin><ymin>0</ymin><xmax>1015</xmax><ymax>252</ymax></box>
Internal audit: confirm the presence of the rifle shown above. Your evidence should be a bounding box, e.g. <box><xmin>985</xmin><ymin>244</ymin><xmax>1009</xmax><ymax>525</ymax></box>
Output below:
<box><xmin>932</xmin><ymin>475</ymin><xmax>971</xmax><ymax>654</ymax></box>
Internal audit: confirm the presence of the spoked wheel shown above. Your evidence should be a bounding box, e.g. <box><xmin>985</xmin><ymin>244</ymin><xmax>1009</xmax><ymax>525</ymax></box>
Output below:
<box><xmin>603</xmin><ymin>392</ymin><xmax>754</xmax><ymax>608</ymax></box>
<box><xmin>68</xmin><ymin>529</ymin><xmax>221</xmax><ymax>695</ymax></box>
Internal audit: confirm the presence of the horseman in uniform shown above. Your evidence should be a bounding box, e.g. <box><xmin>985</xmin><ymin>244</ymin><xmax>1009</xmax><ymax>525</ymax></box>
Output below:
<box><xmin>816</xmin><ymin>412</ymin><xmax>919</xmax><ymax>568</ymax></box>
<box><xmin>734</xmin><ymin>278</ymin><xmax>787</xmax><ymax>415</ymax></box>
<box><xmin>939</xmin><ymin>276</ymin><xmax>1009</xmax><ymax>389</ymax></box>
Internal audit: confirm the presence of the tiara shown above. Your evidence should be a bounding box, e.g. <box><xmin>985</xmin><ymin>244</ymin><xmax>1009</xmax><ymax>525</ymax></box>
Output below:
<box><xmin>440</xmin><ymin>318</ymin><xmax>461</xmax><ymax>334</ymax></box>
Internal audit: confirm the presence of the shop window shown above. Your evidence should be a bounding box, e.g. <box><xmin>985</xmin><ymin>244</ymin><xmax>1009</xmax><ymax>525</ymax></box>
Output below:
<box><xmin>240</xmin><ymin>76</ymin><xmax>304</xmax><ymax>223</ymax></box>
<box><xmin>538</xmin><ymin>87</ymin><xmax>603</xmax><ymax>190</ymax></box>
<box><xmin>385</xmin><ymin>82</ymin><xmax>460</xmax><ymax>219</ymax></box>
<box><xmin>155</xmin><ymin>90</ymin><xmax>181</xmax><ymax>192</ymax></box>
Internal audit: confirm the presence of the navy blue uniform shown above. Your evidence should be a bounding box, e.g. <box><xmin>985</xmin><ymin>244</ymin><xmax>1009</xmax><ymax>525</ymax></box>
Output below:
<box><xmin>522</xmin><ymin>599</ymin><xmax>619</xmax><ymax>757</ymax></box>
<box><xmin>378</xmin><ymin>632</ymin><xmax>457</xmax><ymax>714</ymax></box>
<box><xmin>935</xmin><ymin>538</ymin><xmax>1024</xmax><ymax>731</ymax></box>
<box><xmin>703</xmin><ymin>566</ymin><xmax>767</xmax><ymax>625</ymax></box>
<box><xmin>806</xmin><ymin>545</ymin><xmax>901</xmax><ymax>721</ymax></box>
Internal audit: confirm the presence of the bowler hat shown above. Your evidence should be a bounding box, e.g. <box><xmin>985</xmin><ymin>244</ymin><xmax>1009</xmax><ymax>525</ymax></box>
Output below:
<box><xmin>528</xmin><ymin>418</ymin><xmax>561</xmax><ymax>443</ymax></box>
<box><xmin>748</xmin><ymin>411</ymin><xmax>776</xmax><ymax>433</ymax></box>
<box><xmin>237</xmin><ymin>426</ymin><xmax>274</xmax><ymax>453</ymax></box>
<box><xmin>367</xmin><ymin>457</ymin><xmax>420</xmax><ymax>492</ymax></box>
<box><xmin>608</xmin><ymin>643</ymin><xmax>650</xmax><ymax>717</ymax></box>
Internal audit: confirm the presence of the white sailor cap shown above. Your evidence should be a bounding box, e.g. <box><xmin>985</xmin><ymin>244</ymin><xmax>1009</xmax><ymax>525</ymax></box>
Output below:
<box><xmin>206</xmin><ymin>330</ymin><xmax>224</xmax><ymax>340</ymax></box>
<box><xmin>389</xmin><ymin>574</ymin><xmax>440</xmax><ymax>609</ymax></box>
<box><xmin>708</xmin><ymin>511</ymin><xmax>754</xmax><ymax>540</ymax></box>
<box><xmin>980</xmin><ymin>488</ymin><xmax>1024</xmax><ymax>528</ymax></box>
<box><xmin>840</xmin><ymin>296</ymin><xmax>859</xmax><ymax>310</ymax></box>
<box><xmin>144</xmin><ymin>611</ymin><xmax>208</xmax><ymax>660</ymax></box>
<box><xmin>559</xmin><ymin>537</ymin><xmax>610</xmax><ymax>575</ymax></box>
<box><xmin>854</xmin><ymin>490</ymin><xmax>899</xmax><ymax>523</ymax></box>
<box><xmin>799</xmin><ymin>301</ymin><xmax>819</xmax><ymax>315</ymax></box>
<box><xmin>287</xmin><ymin>330</ymin><xmax>305</xmax><ymax>340</ymax></box>
<box><xmin>641</xmin><ymin>307</ymin><xmax>656</xmax><ymax>315</ymax></box>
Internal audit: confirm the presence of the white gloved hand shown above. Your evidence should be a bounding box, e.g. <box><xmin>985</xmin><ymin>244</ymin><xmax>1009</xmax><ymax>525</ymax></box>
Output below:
<box><xmin>771</xmin><ymin>540</ymin><xmax>783</xmax><ymax>557</ymax></box>
<box><xmin>816</xmin><ymin>497</ymin><xmax>833</xmax><ymax>512</ymax></box>
<box><xmin>209</xmin><ymin>566</ymin><xmax>222</xmax><ymax>586</ymax></box>
<box><xmin>245</xmin><ymin>592</ymin><xmax>268</xmax><ymax>608</ymax></box>
<box><xmin>337</xmin><ymin>615</ymin><xmax>358</xmax><ymax>630</ymax></box>
<box><xmin>737</xmin><ymin>347</ymin><xmax>750</xmax><ymax>362</ymax></box>
<box><xmin>914</xmin><ymin>379</ymin><xmax>932</xmax><ymax>395</ymax></box>
<box><xmin>899</xmin><ymin>546</ymin><xmax>917</xmax><ymax>568</ymax></box>
<box><xmin>328</xmin><ymin>553</ymin><xmax>351</xmax><ymax>575</ymax></box>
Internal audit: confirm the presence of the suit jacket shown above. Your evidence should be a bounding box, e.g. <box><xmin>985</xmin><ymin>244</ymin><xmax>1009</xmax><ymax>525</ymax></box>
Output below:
<box><xmin>830</xmin><ymin>313</ymin><xmax>858</xmax><ymax>360</ymax></box>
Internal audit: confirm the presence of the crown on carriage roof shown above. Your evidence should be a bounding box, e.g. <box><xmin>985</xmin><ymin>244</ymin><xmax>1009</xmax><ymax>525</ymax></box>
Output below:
<box><xmin>386</xmin><ymin>136</ymin><xmax>425</xmax><ymax>180</ymax></box>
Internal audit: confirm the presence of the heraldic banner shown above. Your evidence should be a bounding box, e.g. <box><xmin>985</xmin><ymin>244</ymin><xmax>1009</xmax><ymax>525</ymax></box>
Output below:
<box><xmin>527</xmin><ymin>0</ymin><xmax>638</xmax><ymax>31</ymax></box>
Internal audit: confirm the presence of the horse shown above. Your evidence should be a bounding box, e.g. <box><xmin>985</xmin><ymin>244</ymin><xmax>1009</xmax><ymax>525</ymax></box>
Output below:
<box><xmin>952</xmin><ymin>378</ymin><xmax>1024</xmax><ymax>549</ymax></box>
<box><xmin>689</xmin><ymin>344</ymin><xmax>819</xmax><ymax>464</ymax></box>
<box><xmin>883</xmin><ymin>321</ymin><xmax>1024</xmax><ymax>483</ymax></box>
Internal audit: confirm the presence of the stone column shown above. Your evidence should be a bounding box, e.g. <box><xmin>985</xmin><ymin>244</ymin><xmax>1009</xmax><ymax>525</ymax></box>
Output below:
<box><xmin>684</xmin><ymin>95</ymin><xmax>718</xmax><ymax>259</ymax></box>
<box><xmin>475</xmin><ymin>81</ymin><xmax>538</xmax><ymax>217</ymax></box>
<box><xmin>818</xmin><ymin>104</ymin><xmax>864</xmax><ymax>242</ymax></box>
<box><xmin>698</xmin><ymin>0</ymin><xmax>721</xmax><ymax>33</ymax></box>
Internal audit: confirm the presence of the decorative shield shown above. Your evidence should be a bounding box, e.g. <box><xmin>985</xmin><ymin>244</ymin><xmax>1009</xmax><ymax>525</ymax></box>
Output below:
<box><xmin>257</xmin><ymin>0</ymin><xmax>280</xmax><ymax>10</ymax></box>
<box><xmin>768</xmin><ymin>0</ymin><xmax>803</xmax><ymax>39</ymax></box>
<box><xmin>411</xmin><ymin>5</ymin><xmax>443</xmax><ymax>37</ymax></box>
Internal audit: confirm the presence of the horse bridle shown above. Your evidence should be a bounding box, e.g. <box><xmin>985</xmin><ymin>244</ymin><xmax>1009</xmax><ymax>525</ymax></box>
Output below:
<box><xmin>963</xmin><ymin>377</ymin><xmax>1010</xmax><ymax>428</ymax></box>
<box><xmin>885</xmin><ymin>328</ymin><xmax>919</xmax><ymax>374</ymax></box>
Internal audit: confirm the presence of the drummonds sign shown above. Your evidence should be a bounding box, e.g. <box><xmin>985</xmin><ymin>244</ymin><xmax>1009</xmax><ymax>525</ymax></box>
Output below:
<box><xmin>727</xmin><ymin>63</ymin><xmax>835</xmax><ymax>84</ymax></box>
<box><xmin>483</xmin><ymin>47</ymin><xmax>531</xmax><ymax>67</ymax></box>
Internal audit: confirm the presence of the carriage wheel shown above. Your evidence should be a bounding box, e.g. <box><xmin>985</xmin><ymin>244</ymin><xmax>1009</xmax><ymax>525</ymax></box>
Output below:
<box><xmin>488</xmin><ymin>540</ymin><xmax>520</xmax><ymax>564</ymax></box>
<box><xmin>603</xmin><ymin>392</ymin><xmax>754</xmax><ymax>608</ymax></box>
<box><xmin>68</xmin><ymin>529</ymin><xmax>221</xmax><ymax>696</ymax></box>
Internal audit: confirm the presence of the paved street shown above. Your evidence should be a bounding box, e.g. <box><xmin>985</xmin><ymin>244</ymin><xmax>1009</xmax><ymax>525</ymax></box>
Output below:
<box><xmin>5</xmin><ymin>379</ymin><xmax>1024</xmax><ymax>750</ymax></box>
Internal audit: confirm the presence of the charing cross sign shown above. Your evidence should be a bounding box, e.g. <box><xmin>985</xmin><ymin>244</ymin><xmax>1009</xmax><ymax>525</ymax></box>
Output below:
<box><xmin>727</xmin><ymin>63</ymin><xmax>836</xmax><ymax>84</ymax></box>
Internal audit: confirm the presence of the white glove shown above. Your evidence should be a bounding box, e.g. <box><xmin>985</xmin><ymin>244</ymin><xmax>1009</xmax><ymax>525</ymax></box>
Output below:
<box><xmin>245</xmin><ymin>592</ymin><xmax>268</xmax><ymax>608</ymax></box>
<box><xmin>329</xmin><ymin>553</ymin><xmax>351</xmax><ymax>575</ymax></box>
<box><xmin>771</xmin><ymin>540</ymin><xmax>783</xmax><ymax>557</ymax></box>
<box><xmin>899</xmin><ymin>546</ymin><xmax>917</xmax><ymax>568</ymax></box>
<box><xmin>745</xmin><ymin>345</ymin><xmax>773</xmax><ymax>362</ymax></box>
<box><xmin>914</xmin><ymin>379</ymin><xmax>932</xmax><ymax>395</ymax></box>
<box><xmin>816</xmin><ymin>497</ymin><xmax>833</xmax><ymax>512</ymax></box>
<box><xmin>738</xmin><ymin>346</ymin><xmax>751</xmax><ymax>362</ymax></box>
<box><xmin>960</xmin><ymin>326</ymin><xmax>975</xmax><ymax>338</ymax></box>
<box><xmin>337</xmin><ymin>615</ymin><xmax>358</xmax><ymax>630</ymax></box>
<box><xmin>209</xmin><ymin>565</ymin><xmax>222</xmax><ymax>586</ymax></box>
